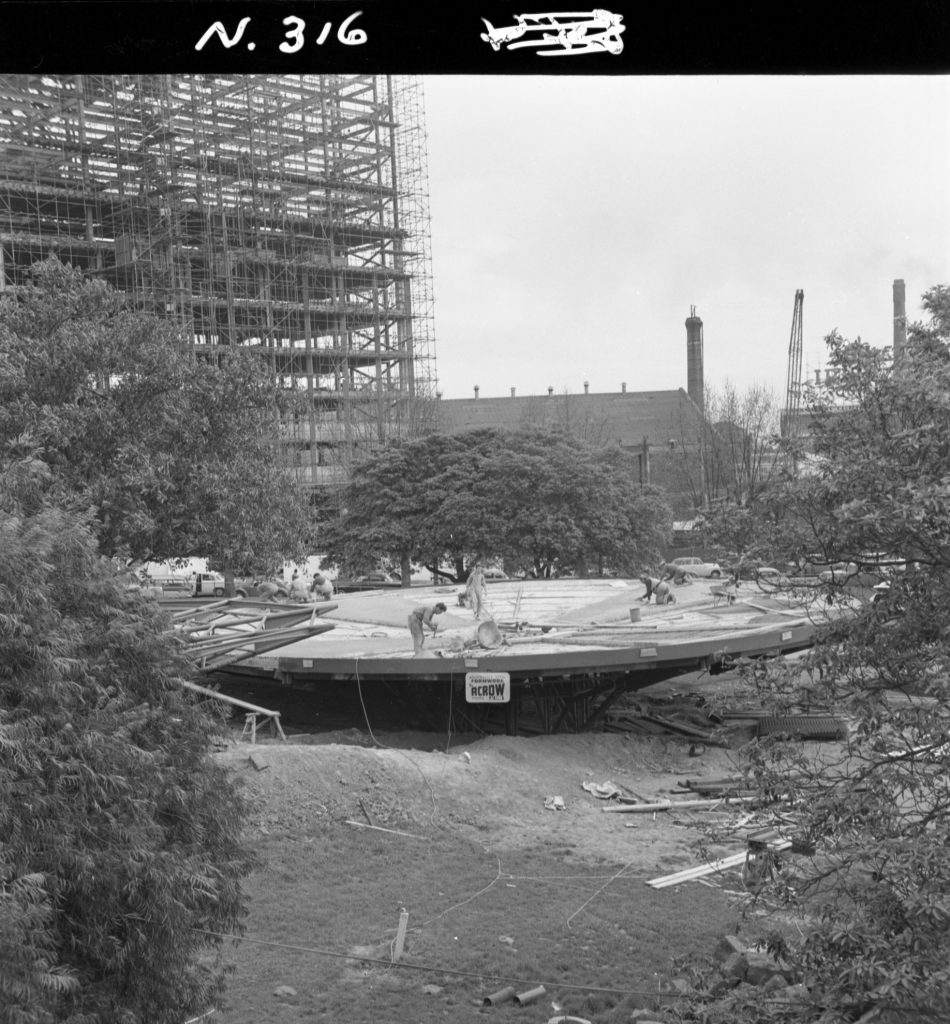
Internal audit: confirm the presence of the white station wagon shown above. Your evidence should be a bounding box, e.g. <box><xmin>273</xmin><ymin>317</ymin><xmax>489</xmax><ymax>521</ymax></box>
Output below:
<box><xmin>670</xmin><ymin>556</ymin><xmax>723</xmax><ymax>579</ymax></box>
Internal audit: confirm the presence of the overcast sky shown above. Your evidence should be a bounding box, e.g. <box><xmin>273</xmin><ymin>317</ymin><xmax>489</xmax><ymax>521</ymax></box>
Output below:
<box><xmin>422</xmin><ymin>75</ymin><xmax>949</xmax><ymax>402</ymax></box>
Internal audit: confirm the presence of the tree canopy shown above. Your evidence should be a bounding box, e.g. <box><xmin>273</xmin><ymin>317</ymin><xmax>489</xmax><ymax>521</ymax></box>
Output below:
<box><xmin>0</xmin><ymin>257</ymin><xmax>312</xmax><ymax>579</ymax></box>
<box><xmin>0</xmin><ymin>257</ymin><xmax>305</xmax><ymax>1021</ymax></box>
<box><xmin>320</xmin><ymin>426</ymin><xmax>672</xmax><ymax>580</ymax></box>
<box><xmin>0</xmin><ymin>452</ymin><xmax>256</xmax><ymax>1023</ymax></box>
<box><xmin>687</xmin><ymin>284</ymin><xmax>950</xmax><ymax>1023</ymax></box>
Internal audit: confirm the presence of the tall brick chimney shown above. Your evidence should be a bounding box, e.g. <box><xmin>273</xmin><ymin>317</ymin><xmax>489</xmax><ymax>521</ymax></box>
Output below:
<box><xmin>685</xmin><ymin>306</ymin><xmax>704</xmax><ymax>409</ymax></box>
<box><xmin>893</xmin><ymin>279</ymin><xmax>907</xmax><ymax>363</ymax></box>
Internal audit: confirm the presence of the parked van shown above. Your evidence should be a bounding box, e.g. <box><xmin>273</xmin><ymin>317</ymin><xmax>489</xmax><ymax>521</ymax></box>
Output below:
<box><xmin>190</xmin><ymin>571</ymin><xmax>226</xmax><ymax>597</ymax></box>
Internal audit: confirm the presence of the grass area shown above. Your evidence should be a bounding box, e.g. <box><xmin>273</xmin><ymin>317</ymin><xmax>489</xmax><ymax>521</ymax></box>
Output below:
<box><xmin>218</xmin><ymin>822</ymin><xmax>740</xmax><ymax>1023</ymax></box>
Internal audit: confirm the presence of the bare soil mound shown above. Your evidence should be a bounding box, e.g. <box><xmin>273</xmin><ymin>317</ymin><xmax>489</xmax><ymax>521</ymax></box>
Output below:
<box><xmin>217</xmin><ymin>729</ymin><xmax>749</xmax><ymax>874</ymax></box>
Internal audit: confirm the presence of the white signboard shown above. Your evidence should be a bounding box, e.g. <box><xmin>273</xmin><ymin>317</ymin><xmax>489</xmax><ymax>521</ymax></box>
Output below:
<box><xmin>465</xmin><ymin>672</ymin><xmax>510</xmax><ymax>703</ymax></box>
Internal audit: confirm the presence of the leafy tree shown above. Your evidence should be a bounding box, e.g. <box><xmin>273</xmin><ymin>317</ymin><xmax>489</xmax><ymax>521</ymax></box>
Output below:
<box><xmin>0</xmin><ymin>450</ymin><xmax>257</xmax><ymax>1023</ymax></box>
<box><xmin>320</xmin><ymin>426</ymin><xmax>673</xmax><ymax>580</ymax></box>
<box><xmin>485</xmin><ymin>428</ymin><xmax>671</xmax><ymax>578</ymax></box>
<box><xmin>421</xmin><ymin>430</ymin><xmax>518</xmax><ymax>580</ymax></box>
<box><xmin>683</xmin><ymin>285</ymin><xmax>950</xmax><ymax>1023</ymax></box>
<box><xmin>0</xmin><ymin>257</ymin><xmax>312</xmax><ymax>589</ymax></box>
<box><xmin>318</xmin><ymin>430</ymin><xmax>510</xmax><ymax>583</ymax></box>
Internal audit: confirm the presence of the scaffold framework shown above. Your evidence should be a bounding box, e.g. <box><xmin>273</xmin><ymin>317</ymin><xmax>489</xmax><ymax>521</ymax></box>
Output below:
<box><xmin>0</xmin><ymin>74</ymin><xmax>438</xmax><ymax>485</ymax></box>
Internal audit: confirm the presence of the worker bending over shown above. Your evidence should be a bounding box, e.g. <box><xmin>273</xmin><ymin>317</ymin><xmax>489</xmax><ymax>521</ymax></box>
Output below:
<box><xmin>310</xmin><ymin>571</ymin><xmax>334</xmax><ymax>600</ymax></box>
<box><xmin>409</xmin><ymin>602</ymin><xmax>447</xmax><ymax>654</ymax></box>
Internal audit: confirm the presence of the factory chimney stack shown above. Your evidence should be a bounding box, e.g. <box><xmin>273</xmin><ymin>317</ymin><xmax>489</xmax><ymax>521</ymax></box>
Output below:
<box><xmin>685</xmin><ymin>306</ymin><xmax>704</xmax><ymax>409</ymax></box>
<box><xmin>893</xmin><ymin>279</ymin><xmax>907</xmax><ymax>363</ymax></box>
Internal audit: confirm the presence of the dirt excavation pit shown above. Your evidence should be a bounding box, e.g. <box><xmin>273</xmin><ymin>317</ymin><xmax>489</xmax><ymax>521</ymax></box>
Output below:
<box><xmin>209</xmin><ymin>687</ymin><xmax>827</xmax><ymax>1024</ymax></box>
<box><xmin>216</xmin><ymin>729</ymin><xmax>756</xmax><ymax>874</ymax></box>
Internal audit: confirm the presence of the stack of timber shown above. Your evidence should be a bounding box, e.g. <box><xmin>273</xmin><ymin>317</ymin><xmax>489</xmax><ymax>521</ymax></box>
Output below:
<box><xmin>676</xmin><ymin>775</ymin><xmax>758</xmax><ymax>799</ymax></box>
<box><xmin>646</xmin><ymin>834</ymin><xmax>795</xmax><ymax>889</ymax></box>
<box><xmin>604</xmin><ymin>694</ymin><xmax>727</xmax><ymax>743</ymax></box>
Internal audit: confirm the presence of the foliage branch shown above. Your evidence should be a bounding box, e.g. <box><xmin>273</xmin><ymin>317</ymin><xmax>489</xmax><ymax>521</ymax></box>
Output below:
<box><xmin>0</xmin><ymin>451</ymin><xmax>257</xmax><ymax>1023</ymax></box>
<box><xmin>0</xmin><ymin>257</ymin><xmax>312</xmax><ymax>583</ymax></box>
<box><xmin>675</xmin><ymin>285</ymin><xmax>950</xmax><ymax>1023</ymax></box>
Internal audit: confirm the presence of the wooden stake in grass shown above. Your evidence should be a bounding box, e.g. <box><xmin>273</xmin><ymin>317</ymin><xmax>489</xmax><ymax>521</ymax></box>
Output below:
<box><xmin>392</xmin><ymin>908</ymin><xmax>409</xmax><ymax>962</ymax></box>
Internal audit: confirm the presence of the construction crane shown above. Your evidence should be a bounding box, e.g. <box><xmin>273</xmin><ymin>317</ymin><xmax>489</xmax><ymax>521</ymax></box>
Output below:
<box><xmin>782</xmin><ymin>289</ymin><xmax>804</xmax><ymax>439</ymax></box>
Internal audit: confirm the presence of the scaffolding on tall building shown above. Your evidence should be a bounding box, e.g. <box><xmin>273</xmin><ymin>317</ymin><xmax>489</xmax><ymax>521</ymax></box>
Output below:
<box><xmin>0</xmin><ymin>74</ymin><xmax>438</xmax><ymax>486</ymax></box>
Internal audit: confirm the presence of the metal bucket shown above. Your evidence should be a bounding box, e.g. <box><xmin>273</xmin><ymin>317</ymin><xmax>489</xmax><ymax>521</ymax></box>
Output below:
<box><xmin>629</xmin><ymin>606</ymin><xmax>641</xmax><ymax>622</ymax></box>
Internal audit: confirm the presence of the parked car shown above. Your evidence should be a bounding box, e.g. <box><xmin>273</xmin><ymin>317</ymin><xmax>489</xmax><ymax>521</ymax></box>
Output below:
<box><xmin>137</xmin><ymin>571</ymin><xmax>191</xmax><ymax>594</ymax></box>
<box><xmin>818</xmin><ymin>562</ymin><xmax>882</xmax><ymax>587</ymax></box>
<box><xmin>334</xmin><ymin>571</ymin><xmax>403</xmax><ymax>593</ymax></box>
<box><xmin>793</xmin><ymin>555</ymin><xmax>848</xmax><ymax>578</ymax></box>
<box><xmin>753</xmin><ymin>566</ymin><xmax>788</xmax><ymax>588</ymax></box>
<box><xmin>234</xmin><ymin>577</ymin><xmax>291</xmax><ymax>599</ymax></box>
<box><xmin>670</xmin><ymin>556</ymin><xmax>723</xmax><ymax>579</ymax></box>
<box><xmin>358</xmin><ymin>571</ymin><xmax>402</xmax><ymax>584</ymax></box>
<box><xmin>121</xmin><ymin>572</ymin><xmax>163</xmax><ymax>599</ymax></box>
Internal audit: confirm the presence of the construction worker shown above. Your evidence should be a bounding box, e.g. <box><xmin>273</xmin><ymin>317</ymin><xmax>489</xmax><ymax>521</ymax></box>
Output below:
<box><xmin>654</xmin><ymin>579</ymin><xmax>677</xmax><ymax>606</ymax></box>
<box><xmin>289</xmin><ymin>571</ymin><xmax>310</xmax><ymax>602</ymax></box>
<box><xmin>465</xmin><ymin>564</ymin><xmax>487</xmax><ymax>619</ymax></box>
<box><xmin>640</xmin><ymin>575</ymin><xmax>660</xmax><ymax>602</ymax></box>
<box><xmin>408</xmin><ymin>602</ymin><xmax>447</xmax><ymax>654</ymax></box>
<box><xmin>310</xmin><ymin>571</ymin><xmax>334</xmax><ymax>600</ymax></box>
<box><xmin>661</xmin><ymin>562</ymin><xmax>692</xmax><ymax>586</ymax></box>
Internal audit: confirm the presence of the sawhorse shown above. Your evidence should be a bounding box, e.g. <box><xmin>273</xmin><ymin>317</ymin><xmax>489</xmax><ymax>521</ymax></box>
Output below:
<box><xmin>241</xmin><ymin>711</ymin><xmax>286</xmax><ymax>744</ymax></box>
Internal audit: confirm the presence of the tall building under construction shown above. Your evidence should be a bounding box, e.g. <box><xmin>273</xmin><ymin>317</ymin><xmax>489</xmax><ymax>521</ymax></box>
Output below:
<box><xmin>0</xmin><ymin>74</ymin><xmax>437</xmax><ymax>486</ymax></box>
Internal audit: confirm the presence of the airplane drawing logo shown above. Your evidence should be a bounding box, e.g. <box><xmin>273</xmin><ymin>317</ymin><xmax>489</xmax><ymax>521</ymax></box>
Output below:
<box><xmin>480</xmin><ymin>10</ymin><xmax>625</xmax><ymax>56</ymax></box>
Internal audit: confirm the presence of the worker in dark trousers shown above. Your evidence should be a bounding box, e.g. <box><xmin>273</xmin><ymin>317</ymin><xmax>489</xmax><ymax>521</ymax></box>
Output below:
<box><xmin>409</xmin><ymin>602</ymin><xmax>447</xmax><ymax>654</ymax></box>
<box><xmin>654</xmin><ymin>579</ymin><xmax>676</xmax><ymax>605</ymax></box>
<box><xmin>640</xmin><ymin>576</ymin><xmax>660</xmax><ymax>602</ymax></box>
<box><xmin>661</xmin><ymin>562</ymin><xmax>692</xmax><ymax>586</ymax></box>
